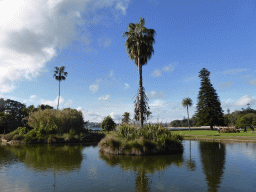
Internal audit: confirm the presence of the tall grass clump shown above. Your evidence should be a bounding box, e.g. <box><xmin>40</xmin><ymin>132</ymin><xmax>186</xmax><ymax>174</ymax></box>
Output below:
<box><xmin>99</xmin><ymin>124</ymin><xmax>183</xmax><ymax>155</ymax></box>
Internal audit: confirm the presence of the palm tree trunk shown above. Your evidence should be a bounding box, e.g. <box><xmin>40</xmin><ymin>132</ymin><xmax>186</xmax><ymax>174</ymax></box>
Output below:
<box><xmin>187</xmin><ymin>106</ymin><xmax>190</xmax><ymax>132</ymax></box>
<box><xmin>57</xmin><ymin>80</ymin><xmax>60</xmax><ymax>111</ymax></box>
<box><xmin>138</xmin><ymin>58</ymin><xmax>143</xmax><ymax>128</ymax></box>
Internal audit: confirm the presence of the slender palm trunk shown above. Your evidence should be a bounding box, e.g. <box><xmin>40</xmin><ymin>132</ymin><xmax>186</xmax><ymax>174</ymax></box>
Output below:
<box><xmin>57</xmin><ymin>80</ymin><xmax>60</xmax><ymax>111</ymax></box>
<box><xmin>187</xmin><ymin>106</ymin><xmax>190</xmax><ymax>131</ymax></box>
<box><xmin>138</xmin><ymin>58</ymin><xmax>143</xmax><ymax>128</ymax></box>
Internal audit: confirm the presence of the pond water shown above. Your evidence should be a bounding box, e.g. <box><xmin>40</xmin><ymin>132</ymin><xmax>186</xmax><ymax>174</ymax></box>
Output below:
<box><xmin>0</xmin><ymin>141</ymin><xmax>255</xmax><ymax>192</ymax></box>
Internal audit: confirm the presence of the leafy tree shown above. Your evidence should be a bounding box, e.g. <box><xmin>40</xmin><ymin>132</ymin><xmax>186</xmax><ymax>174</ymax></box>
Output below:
<box><xmin>235</xmin><ymin>113</ymin><xmax>256</xmax><ymax>128</ymax></box>
<box><xmin>53</xmin><ymin>66</ymin><xmax>68</xmax><ymax>111</ymax></box>
<box><xmin>195</xmin><ymin>68</ymin><xmax>224</xmax><ymax>130</ymax></box>
<box><xmin>38</xmin><ymin>104</ymin><xmax>54</xmax><ymax>110</ymax></box>
<box><xmin>122</xmin><ymin>112</ymin><xmax>131</xmax><ymax>125</ymax></box>
<box><xmin>0</xmin><ymin>98</ymin><xmax>4</xmax><ymax>112</ymax></box>
<box><xmin>4</xmin><ymin>99</ymin><xmax>27</xmax><ymax>132</ymax></box>
<box><xmin>0</xmin><ymin>112</ymin><xmax>10</xmax><ymax>134</ymax></box>
<box><xmin>182</xmin><ymin>97</ymin><xmax>193</xmax><ymax>131</ymax></box>
<box><xmin>123</xmin><ymin>18</ymin><xmax>156</xmax><ymax>127</ymax></box>
<box><xmin>101</xmin><ymin>116</ymin><xmax>116</xmax><ymax>132</ymax></box>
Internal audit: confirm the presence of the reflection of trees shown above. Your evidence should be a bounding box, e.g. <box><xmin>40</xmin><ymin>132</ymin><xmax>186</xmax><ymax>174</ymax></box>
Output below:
<box><xmin>199</xmin><ymin>142</ymin><xmax>226</xmax><ymax>192</ymax></box>
<box><xmin>1</xmin><ymin>144</ymin><xmax>87</xmax><ymax>173</ymax></box>
<box><xmin>100</xmin><ymin>152</ymin><xmax>183</xmax><ymax>192</ymax></box>
<box><xmin>0</xmin><ymin>144</ymin><xmax>17</xmax><ymax>168</ymax></box>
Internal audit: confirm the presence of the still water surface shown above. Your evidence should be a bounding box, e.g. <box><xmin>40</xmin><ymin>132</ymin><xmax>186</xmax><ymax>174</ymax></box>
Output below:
<box><xmin>0</xmin><ymin>141</ymin><xmax>255</xmax><ymax>192</ymax></box>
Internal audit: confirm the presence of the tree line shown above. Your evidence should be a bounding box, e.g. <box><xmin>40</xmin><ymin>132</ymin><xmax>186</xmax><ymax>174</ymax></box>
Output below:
<box><xmin>0</xmin><ymin>98</ymin><xmax>55</xmax><ymax>134</ymax></box>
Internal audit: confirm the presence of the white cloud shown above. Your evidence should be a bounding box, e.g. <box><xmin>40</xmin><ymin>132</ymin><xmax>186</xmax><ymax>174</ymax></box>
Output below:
<box><xmin>0</xmin><ymin>84</ymin><xmax>15</xmax><ymax>93</ymax></box>
<box><xmin>151</xmin><ymin>69</ymin><xmax>162</xmax><ymax>77</ymax></box>
<box><xmin>64</xmin><ymin>99</ymin><xmax>73</xmax><ymax>107</ymax></box>
<box><xmin>218</xmin><ymin>81</ymin><xmax>233</xmax><ymax>90</ymax></box>
<box><xmin>29</xmin><ymin>95</ymin><xmax>37</xmax><ymax>102</ymax></box>
<box><xmin>147</xmin><ymin>91</ymin><xmax>166</xmax><ymax>99</ymax></box>
<box><xmin>115</xmin><ymin>0</ymin><xmax>130</xmax><ymax>15</ymax></box>
<box><xmin>109</xmin><ymin>70</ymin><xmax>114</xmax><ymax>77</ymax></box>
<box><xmin>98</xmin><ymin>36</ymin><xmax>112</xmax><ymax>48</ymax></box>
<box><xmin>221</xmin><ymin>95</ymin><xmax>256</xmax><ymax>108</ymax></box>
<box><xmin>77</xmin><ymin>106</ymin><xmax>83</xmax><ymax>111</ymax></box>
<box><xmin>89</xmin><ymin>84</ymin><xmax>99</xmax><ymax>94</ymax></box>
<box><xmin>77</xmin><ymin>107</ymin><xmax>105</xmax><ymax>122</ymax></box>
<box><xmin>98</xmin><ymin>94</ymin><xmax>110</xmax><ymax>101</ymax></box>
<box><xmin>109</xmin><ymin>112</ymin><xmax>123</xmax><ymax>122</ymax></box>
<box><xmin>152</xmin><ymin>63</ymin><xmax>176</xmax><ymax>77</ymax></box>
<box><xmin>223</xmin><ymin>68</ymin><xmax>247</xmax><ymax>75</ymax></box>
<box><xmin>234</xmin><ymin>95</ymin><xmax>256</xmax><ymax>107</ymax></box>
<box><xmin>248</xmin><ymin>78</ymin><xmax>256</xmax><ymax>85</ymax></box>
<box><xmin>162</xmin><ymin>64</ymin><xmax>175</xmax><ymax>72</ymax></box>
<box><xmin>0</xmin><ymin>0</ymin><xmax>131</xmax><ymax>93</ymax></box>
<box><xmin>149</xmin><ymin>100</ymin><xmax>165</xmax><ymax>107</ymax></box>
<box><xmin>124</xmin><ymin>83</ymin><xmax>130</xmax><ymax>89</ymax></box>
<box><xmin>40</xmin><ymin>96</ymin><xmax>64</xmax><ymax>108</ymax></box>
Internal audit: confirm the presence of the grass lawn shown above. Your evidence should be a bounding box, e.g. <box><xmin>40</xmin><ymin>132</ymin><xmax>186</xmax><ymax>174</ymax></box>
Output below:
<box><xmin>171</xmin><ymin>130</ymin><xmax>256</xmax><ymax>137</ymax></box>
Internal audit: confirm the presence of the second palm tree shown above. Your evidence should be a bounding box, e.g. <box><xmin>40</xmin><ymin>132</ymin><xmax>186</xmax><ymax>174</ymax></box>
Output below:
<box><xmin>123</xmin><ymin>18</ymin><xmax>156</xmax><ymax>127</ymax></box>
<box><xmin>53</xmin><ymin>66</ymin><xmax>68</xmax><ymax>111</ymax></box>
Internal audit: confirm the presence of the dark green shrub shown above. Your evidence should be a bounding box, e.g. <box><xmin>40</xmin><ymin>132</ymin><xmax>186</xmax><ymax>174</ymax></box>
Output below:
<box><xmin>101</xmin><ymin>116</ymin><xmax>116</xmax><ymax>132</ymax></box>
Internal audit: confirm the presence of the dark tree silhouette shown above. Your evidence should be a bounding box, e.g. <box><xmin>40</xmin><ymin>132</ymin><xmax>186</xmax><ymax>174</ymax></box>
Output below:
<box><xmin>195</xmin><ymin>68</ymin><xmax>224</xmax><ymax>130</ymax></box>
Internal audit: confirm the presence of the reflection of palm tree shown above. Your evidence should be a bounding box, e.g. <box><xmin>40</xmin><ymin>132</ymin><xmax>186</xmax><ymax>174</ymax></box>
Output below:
<box><xmin>185</xmin><ymin>140</ymin><xmax>196</xmax><ymax>171</ymax></box>
<box><xmin>53</xmin><ymin>66</ymin><xmax>68</xmax><ymax>111</ymax></box>
<box><xmin>123</xmin><ymin>18</ymin><xmax>156</xmax><ymax>127</ymax></box>
<box><xmin>135</xmin><ymin>170</ymin><xmax>152</xmax><ymax>192</ymax></box>
<box><xmin>182</xmin><ymin>97</ymin><xmax>193</xmax><ymax>131</ymax></box>
<box><xmin>199</xmin><ymin>141</ymin><xmax>226</xmax><ymax>192</ymax></box>
<box><xmin>99</xmin><ymin>152</ymin><xmax>183</xmax><ymax>191</ymax></box>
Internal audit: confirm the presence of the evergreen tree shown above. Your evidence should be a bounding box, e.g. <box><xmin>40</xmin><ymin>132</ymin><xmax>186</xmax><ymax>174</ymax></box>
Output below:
<box><xmin>195</xmin><ymin>68</ymin><xmax>224</xmax><ymax>130</ymax></box>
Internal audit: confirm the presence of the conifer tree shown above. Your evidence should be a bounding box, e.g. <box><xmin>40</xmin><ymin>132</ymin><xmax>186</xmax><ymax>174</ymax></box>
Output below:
<box><xmin>195</xmin><ymin>68</ymin><xmax>224</xmax><ymax>130</ymax></box>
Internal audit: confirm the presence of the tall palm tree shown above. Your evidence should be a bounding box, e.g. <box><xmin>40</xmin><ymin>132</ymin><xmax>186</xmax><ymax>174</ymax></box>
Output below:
<box><xmin>182</xmin><ymin>97</ymin><xmax>193</xmax><ymax>131</ymax></box>
<box><xmin>123</xmin><ymin>18</ymin><xmax>156</xmax><ymax>127</ymax></box>
<box><xmin>53</xmin><ymin>66</ymin><xmax>68</xmax><ymax>111</ymax></box>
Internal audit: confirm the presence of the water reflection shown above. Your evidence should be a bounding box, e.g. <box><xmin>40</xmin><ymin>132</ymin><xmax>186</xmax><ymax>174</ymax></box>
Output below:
<box><xmin>199</xmin><ymin>141</ymin><xmax>226</xmax><ymax>192</ymax></box>
<box><xmin>0</xmin><ymin>144</ymin><xmax>88</xmax><ymax>173</ymax></box>
<box><xmin>185</xmin><ymin>140</ymin><xmax>196</xmax><ymax>171</ymax></box>
<box><xmin>100</xmin><ymin>152</ymin><xmax>184</xmax><ymax>192</ymax></box>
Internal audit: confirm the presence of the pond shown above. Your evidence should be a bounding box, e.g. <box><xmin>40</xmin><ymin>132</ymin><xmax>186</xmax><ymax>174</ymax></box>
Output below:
<box><xmin>0</xmin><ymin>141</ymin><xmax>255</xmax><ymax>192</ymax></box>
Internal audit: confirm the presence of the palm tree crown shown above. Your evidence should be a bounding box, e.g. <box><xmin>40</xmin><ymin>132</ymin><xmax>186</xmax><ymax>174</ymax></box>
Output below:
<box><xmin>123</xmin><ymin>18</ymin><xmax>156</xmax><ymax>127</ymax></box>
<box><xmin>53</xmin><ymin>66</ymin><xmax>68</xmax><ymax>111</ymax></box>
<box><xmin>182</xmin><ymin>97</ymin><xmax>193</xmax><ymax>131</ymax></box>
<box><xmin>123</xmin><ymin>18</ymin><xmax>156</xmax><ymax>67</ymax></box>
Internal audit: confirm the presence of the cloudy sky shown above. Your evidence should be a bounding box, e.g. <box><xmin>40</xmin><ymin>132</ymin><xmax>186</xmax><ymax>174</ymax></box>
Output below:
<box><xmin>1</xmin><ymin>0</ymin><xmax>256</xmax><ymax>123</ymax></box>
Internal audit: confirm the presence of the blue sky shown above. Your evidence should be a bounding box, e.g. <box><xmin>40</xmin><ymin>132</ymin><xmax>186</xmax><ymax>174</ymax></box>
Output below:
<box><xmin>0</xmin><ymin>0</ymin><xmax>256</xmax><ymax>123</ymax></box>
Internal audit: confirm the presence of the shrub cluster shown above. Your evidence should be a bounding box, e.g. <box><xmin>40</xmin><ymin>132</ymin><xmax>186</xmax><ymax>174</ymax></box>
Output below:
<box><xmin>99</xmin><ymin>124</ymin><xmax>183</xmax><ymax>155</ymax></box>
<box><xmin>28</xmin><ymin>108</ymin><xmax>84</xmax><ymax>134</ymax></box>
<box><xmin>220</xmin><ymin>128</ymin><xmax>240</xmax><ymax>133</ymax></box>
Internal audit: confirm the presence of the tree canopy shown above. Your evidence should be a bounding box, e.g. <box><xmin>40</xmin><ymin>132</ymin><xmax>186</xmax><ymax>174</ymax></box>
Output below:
<box><xmin>195</xmin><ymin>68</ymin><xmax>224</xmax><ymax>130</ymax></box>
<box><xmin>101</xmin><ymin>116</ymin><xmax>116</xmax><ymax>132</ymax></box>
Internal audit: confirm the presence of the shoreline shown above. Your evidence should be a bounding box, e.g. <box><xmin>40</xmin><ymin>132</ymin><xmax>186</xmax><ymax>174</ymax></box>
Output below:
<box><xmin>183</xmin><ymin>136</ymin><xmax>256</xmax><ymax>143</ymax></box>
